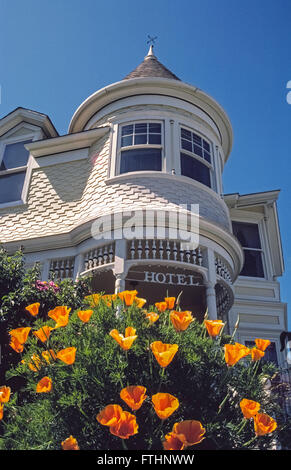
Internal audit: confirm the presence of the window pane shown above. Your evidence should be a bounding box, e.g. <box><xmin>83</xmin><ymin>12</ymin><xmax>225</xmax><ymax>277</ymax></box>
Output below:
<box><xmin>135</xmin><ymin>123</ymin><xmax>147</xmax><ymax>134</ymax></box>
<box><xmin>240</xmin><ymin>249</ymin><xmax>264</xmax><ymax>277</ymax></box>
<box><xmin>0</xmin><ymin>171</ymin><xmax>26</xmax><ymax>203</ymax></box>
<box><xmin>149</xmin><ymin>123</ymin><xmax>161</xmax><ymax>133</ymax></box>
<box><xmin>134</xmin><ymin>134</ymin><xmax>147</xmax><ymax>145</ymax></box>
<box><xmin>121</xmin><ymin>135</ymin><xmax>133</xmax><ymax>147</ymax></box>
<box><xmin>0</xmin><ymin>140</ymin><xmax>31</xmax><ymax>170</ymax></box>
<box><xmin>232</xmin><ymin>222</ymin><xmax>262</xmax><ymax>249</ymax></box>
<box><xmin>180</xmin><ymin>153</ymin><xmax>211</xmax><ymax>187</ymax></box>
<box><xmin>181</xmin><ymin>139</ymin><xmax>192</xmax><ymax>152</ymax></box>
<box><xmin>120</xmin><ymin>148</ymin><xmax>162</xmax><ymax>173</ymax></box>
<box><xmin>148</xmin><ymin>134</ymin><xmax>161</xmax><ymax>144</ymax></box>
<box><xmin>204</xmin><ymin>150</ymin><xmax>211</xmax><ymax>163</ymax></box>
<box><xmin>193</xmin><ymin>144</ymin><xmax>203</xmax><ymax>158</ymax></box>
<box><xmin>181</xmin><ymin>128</ymin><xmax>191</xmax><ymax>140</ymax></box>
<box><xmin>203</xmin><ymin>140</ymin><xmax>210</xmax><ymax>152</ymax></box>
<box><xmin>121</xmin><ymin>125</ymin><xmax>133</xmax><ymax>136</ymax></box>
<box><xmin>192</xmin><ymin>133</ymin><xmax>202</xmax><ymax>145</ymax></box>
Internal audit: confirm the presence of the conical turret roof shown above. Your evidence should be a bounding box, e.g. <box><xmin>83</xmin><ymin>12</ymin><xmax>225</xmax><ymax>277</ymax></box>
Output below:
<box><xmin>123</xmin><ymin>45</ymin><xmax>180</xmax><ymax>81</ymax></box>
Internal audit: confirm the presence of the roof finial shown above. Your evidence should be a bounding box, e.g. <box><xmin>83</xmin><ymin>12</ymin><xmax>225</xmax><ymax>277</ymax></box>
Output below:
<box><xmin>146</xmin><ymin>35</ymin><xmax>157</xmax><ymax>59</ymax></box>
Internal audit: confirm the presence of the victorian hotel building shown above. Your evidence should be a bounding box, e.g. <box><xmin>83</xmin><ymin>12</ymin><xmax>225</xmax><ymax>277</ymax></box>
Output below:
<box><xmin>0</xmin><ymin>46</ymin><xmax>288</xmax><ymax>368</ymax></box>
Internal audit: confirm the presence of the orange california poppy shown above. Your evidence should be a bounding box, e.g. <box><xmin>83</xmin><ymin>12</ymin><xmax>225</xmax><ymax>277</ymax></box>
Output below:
<box><xmin>109</xmin><ymin>327</ymin><xmax>137</xmax><ymax>351</ymax></box>
<box><xmin>118</xmin><ymin>290</ymin><xmax>138</xmax><ymax>306</ymax></box>
<box><xmin>0</xmin><ymin>386</ymin><xmax>11</xmax><ymax>403</ymax></box>
<box><xmin>152</xmin><ymin>393</ymin><xmax>179</xmax><ymax>420</ymax></box>
<box><xmin>9</xmin><ymin>327</ymin><xmax>31</xmax><ymax>345</ymax></box>
<box><xmin>9</xmin><ymin>336</ymin><xmax>24</xmax><ymax>353</ymax></box>
<box><xmin>255</xmin><ymin>339</ymin><xmax>271</xmax><ymax>352</ymax></box>
<box><xmin>102</xmin><ymin>294</ymin><xmax>117</xmax><ymax>307</ymax></box>
<box><xmin>77</xmin><ymin>310</ymin><xmax>93</xmax><ymax>323</ymax></box>
<box><xmin>109</xmin><ymin>411</ymin><xmax>139</xmax><ymax>440</ymax></box>
<box><xmin>163</xmin><ymin>433</ymin><xmax>185</xmax><ymax>450</ymax></box>
<box><xmin>134</xmin><ymin>297</ymin><xmax>147</xmax><ymax>308</ymax></box>
<box><xmin>0</xmin><ymin>404</ymin><xmax>3</xmax><ymax>420</ymax></box>
<box><xmin>48</xmin><ymin>306</ymin><xmax>71</xmax><ymax>328</ymax></box>
<box><xmin>120</xmin><ymin>386</ymin><xmax>147</xmax><ymax>411</ymax></box>
<box><xmin>97</xmin><ymin>404</ymin><xmax>124</xmax><ymax>427</ymax></box>
<box><xmin>33</xmin><ymin>325</ymin><xmax>54</xmax><ymax>343</ymax></box>
<box><xmin>251</xmin><ymin>348</ymin><xmax>265</xmax><ymax>361</ymax></box>
<box><xmin>171</xmin><ymin>420</ymin><xmax>206</xmax><ymax>446</ymax></box>
<box><xmin>170</xmin><ymin>311</ymin><xmax>194</xmax><ymax>332</ymax></box>
<box><xmin>164</xmin><ymin>297</ymin><xmax>176</xmax><ymax>310</ymax></box>
<box><xmin>61</xmin><ymin>435</ymin><xmax>80</xmax><ymax>450</ymax></box>
<box><xmin>204</xmin><ymin>319</ymin><xmax>225</xmax><ymax>337</ymax></box>
<box><xmin>56</xmin><ymin>347</ymin><xmax>77</xmax><ymax>365</ymax></box>
<box><xmin>42</xmin><ymin>349</ymin><xmax>57</xmax><ymax>363</ymax></box>
<box><xmin>25</xmin><ymin>302</ymin><xmax>40</xmax><ymax>317</ymax></box>
<box><xmin>84</xmin><ymin>293</ymin><xmax>101</xmax><ymax>307</ymax></box>
<box><xmin>254</xmin><ymin>413</ymin><xmax>277</xmax><ymax>436</ymax></box>
<box><xmin>27</xmin><ymin>354</ymin><xmax>42</xmax><ymax>372</ymax></box>
<box><xmin>155</xmin><ymin>301</ymin><xmax>168</xmax><ymax>312</ymax></box>
<box><xmin>36</xmin><ymin>376</ymin><xmax>52</xmax><ymax>393</ymax></box>
<box><xmin>224</xmin><ymin>343</ymin><xmax>250</xmax><ymax>367</ymax></box>
<box><xmin>240</xmin><ymin>399</ymin><xmax>261</xmax><ymax>419</ymax></box>
<box><xmin>150</xmin><ymin>341</ymin><xmax>179</xmax><ymax>368</ymax></box>
<box><xmin>145</xmin><ymin>312</ymin><xmax>159</xmax><ymax>323</ymax></box>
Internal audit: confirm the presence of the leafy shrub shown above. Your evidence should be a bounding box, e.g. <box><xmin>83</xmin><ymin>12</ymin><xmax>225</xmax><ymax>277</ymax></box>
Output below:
<box><xmin>0</xmin><ymin>291</ymin><xmax>288</xmax><ymax>451</ymax></box>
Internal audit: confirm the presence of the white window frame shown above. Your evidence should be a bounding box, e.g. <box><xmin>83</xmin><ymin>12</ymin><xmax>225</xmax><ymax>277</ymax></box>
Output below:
<box><xmin>231</xmin><ymin>218</ymin><xmax>268</xmax><ymax>280</ymax></box>
<box><xmin>179</xmin><ymin>125</ymin><xmax>215</xmax><ymax>189</ymax></box>
<box><xmin>115</xmin><ymin>119</ymin><xmax>164</xmax><ymax>176</ymax></box>
<box><xmin>0</xmin><ymin>125</ymin><xmax>42</xmax><ymax>208</ymax></box>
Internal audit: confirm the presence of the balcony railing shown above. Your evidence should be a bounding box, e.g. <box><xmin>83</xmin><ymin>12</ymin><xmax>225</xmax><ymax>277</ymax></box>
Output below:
<box><xmin>215</xmin><ymin>256</ymin><xmax>232</xmax><ymax>284</ymax></box>
<box><xmin>127</xmin><ymin>239</ymin><xmax>204</xmax><ymax>266</ymax></box>
<box><xmin>83</xmin><ymin>243</ymin><xmax>115</xmax><ymax>271</ymax></box>
<box><xmin>49</xmin><ymin>257</ymin><xmax>75</xmax><ymax>279</ymax></box>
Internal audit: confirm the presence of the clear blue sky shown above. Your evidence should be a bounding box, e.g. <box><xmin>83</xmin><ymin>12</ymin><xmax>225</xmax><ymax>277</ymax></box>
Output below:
<box><xmin>1</xmin><ymin>0</ymin><xmax>290</xmax><ymax>327</ymax></box>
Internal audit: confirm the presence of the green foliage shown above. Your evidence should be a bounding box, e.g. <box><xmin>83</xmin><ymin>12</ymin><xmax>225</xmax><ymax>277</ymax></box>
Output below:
<box><xmin>0</xmin><ymin>294</ymin><xmax>288</xmax><ymax>451</ymax></box>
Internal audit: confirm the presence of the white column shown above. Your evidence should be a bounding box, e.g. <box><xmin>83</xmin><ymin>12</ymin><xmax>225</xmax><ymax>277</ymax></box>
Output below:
<box><xmin>206</xmin><ymin>247</ymin><xmax>218</xmax><ymax>320</ymax></box>
<box><xmin>73</xmin><ymin>253</ymin><xmax>84</xmax><ymax>280</ymax></box>
<box><xmin>114</xmin><ymin>239</ymin><xmax>127</xmax><ymax>293</ymax></box>
<box><xmin>205</xmin><ymin>282</ymin><xmax>217</xmax><ymax>320</ymax></box>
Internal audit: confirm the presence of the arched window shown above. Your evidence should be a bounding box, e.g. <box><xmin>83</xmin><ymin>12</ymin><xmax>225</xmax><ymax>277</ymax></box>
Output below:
<box><xmin>117</xmin><ymin>121</ymin><xmax>163</xmax><ymax>174</ymax></box>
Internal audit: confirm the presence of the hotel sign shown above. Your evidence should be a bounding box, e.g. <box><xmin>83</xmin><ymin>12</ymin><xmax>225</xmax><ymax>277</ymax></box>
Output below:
<box><xmin>143</xmin><ymin>271</ymin><xmax>201</xmax><ymax>286</ymax></box>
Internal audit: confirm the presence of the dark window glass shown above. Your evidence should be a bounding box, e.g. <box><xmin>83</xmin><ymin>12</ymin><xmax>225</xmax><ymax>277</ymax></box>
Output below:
<box><xmin>0</xmin><ymin>140</ymin><xmax>31</xmax><ymax>171</ymax></box>
<box><xmin>134</xmin><ymin>134</ymin><xmax>147</xmax><ymax>145</ymax></box>
<box><xmin>181</xmin><ymin>139</ymin><xmax>192</xmax><ymax>152</ymax></box>
<box><xmin>121</xmin><ymin>125</ymin><xmax>133</xmax><ymax>136</ymax></box>
<box><xmin>203</xmin><ymin>141</ymin><xmax>210</xmax><ymax>152</ymax></box>
<box><xmin>180</xmin><ymin>153</ymin><xmax>211</xmax><ymax>187</ymax></box>
<box><xmin>192</xmin><ymin>133</ymin><xmax>202</xmax><ymax>146</ymax></box>
<box><xmin>232</xmin><ymin>222</ymin><xmax>264</xmax><ymax>277</ymax></box>
<box><xmin>232</xmin><ymin>222</ymin><xmax>262</xmax><ymax>249</ymax></box>
<box><xmin>148</xmin><ymin>134</ymin><xmax>161</xmax><ymax>144</ymax></box>
<box><xmin>181</xmin><ymin>128</ymin><xmax>191</xmax><ymax>140</ymax></box>
<box><xmin>120</xmin><ymin>148</ymin><xmax>162</xmax><ymax>173</ymax></box>
<box><xmin>240</xmin><ymin>250</ymin><xmax>264</xmax><ymax>277</ymax></box>
<box><xmin>204</xmin><ymin>151</ymin><xmax>211</xmax><ymax>163</ymax></box>
<box><xmin>245</xmin><ymin>341</ymin><xmax>278</xmax><ymax>366</ymax></box>
<box><xmin>193</xmin><ymin>144</ymin><xmax>203</xmax><ymax>158</ymax></box>
<box><xmin>135</xmin><ymin>123</ymin><xmax>147</xmax><ymax>134</ymax></box>
<box><xmin>121</xmin><ymin>135</ymin><xmax>133</xmax><ymax>147</ymax></box>
<box><xmin>0</xmin><ymin>171</ymin><xmax>26</xmax><ymax>203</ymax></box>
<box><xmin>149</xmin><ymin>123</ymin><xmax>161</xmax><ymax>133</ymax></box>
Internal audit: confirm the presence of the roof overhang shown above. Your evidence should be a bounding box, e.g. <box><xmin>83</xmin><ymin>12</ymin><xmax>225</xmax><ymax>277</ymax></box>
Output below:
<box><xmin>25</xmin><ymin>126</ymin><xmax>110</xmax><ymax>157</ymax></box>
<box><xmin>0</xmin><ymin>107</ymin><xmax>58</xmax><ymax>139</ymax></box>
<box><xmin>68</xmin><ymin>77</ymin><xmax>233</xmax><ymax>163</ymax></box>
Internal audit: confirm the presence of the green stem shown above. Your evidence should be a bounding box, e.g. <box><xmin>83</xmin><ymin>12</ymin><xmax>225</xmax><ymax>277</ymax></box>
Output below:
<box><xmin>242</xmin><ymin>435</ymin><xmax>257</xmax><ymax>448</ymax></box>
<box><xmin>121</xmin><ymin>439</ymin><xmax>128</xmax><ymax>450</ymax></box>
<box><xmin>218</xmin><ymin>391</ymin><xmax>230</xmax><ymax>414</ymax></box>
<box><xmin>237</xmin><ymin>418</ymin><xmax>247</xmax><ymax>434</ymax></box>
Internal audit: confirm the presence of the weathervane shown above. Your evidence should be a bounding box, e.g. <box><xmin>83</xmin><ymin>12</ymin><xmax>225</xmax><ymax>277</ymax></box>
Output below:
<box><xmin>147</xmin><ymin>35</ymin><xmax>157</xmax><ymax>46</ymax></box>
